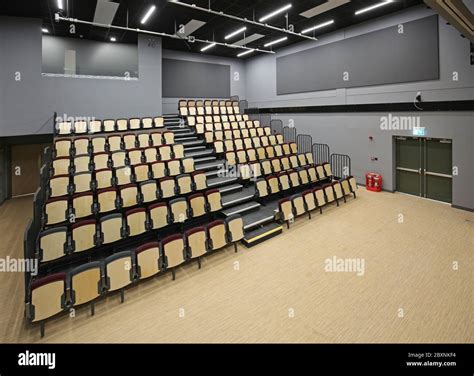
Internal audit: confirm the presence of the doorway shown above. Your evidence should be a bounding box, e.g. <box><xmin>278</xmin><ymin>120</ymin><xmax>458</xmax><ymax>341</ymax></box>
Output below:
<box><xmin>395</xmin><ymin>136</ymin><xmax>452</xmax><ymax>203</ymax></box>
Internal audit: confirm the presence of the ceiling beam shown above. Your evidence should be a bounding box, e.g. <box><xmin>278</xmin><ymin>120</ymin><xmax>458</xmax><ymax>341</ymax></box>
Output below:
<box><xmin>168</xmin><ymin>1</ymin><xmax>319</xmax><ymax>41</ymax></box>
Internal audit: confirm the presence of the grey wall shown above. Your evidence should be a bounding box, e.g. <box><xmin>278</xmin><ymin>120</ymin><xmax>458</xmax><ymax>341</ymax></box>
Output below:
<box><xmin>0</xmin><ymin>17</ymin><xmax>162</xmax><ymax>137</ymax></box>
<box><xmin>277</xmin><ymin>15</ymin><xmax>439</xmax><ymax>94</ymax></box>
<box><xmin>42</xmin><ymin>35</ymin><xmax>139</xmax><ymax>77</ymax></box>
<box><xmin>162</xmin><ymin>49</ymin><xmax>246</xmax><ymax>114</ymax></box>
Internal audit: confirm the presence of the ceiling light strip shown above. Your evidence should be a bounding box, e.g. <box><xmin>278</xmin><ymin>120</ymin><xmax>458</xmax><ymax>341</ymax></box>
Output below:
<box><xmin>354</xmin><ymin>1</ymin><xmax>393</xmax><ymax>16</ymax></box>
<box><xmin>55</xmin><ymin>15</ymin><xmax>275</xmax><ymax>54</ymax></box>
<box><xmin>168</xmin><ymin>0</ymin><xmax>318</xmax><ymax>41</ymax></box>
<box><xmin>259</xmin><ymin>4</ymin><xmax>292</xmax><ymax>23</ymax></box>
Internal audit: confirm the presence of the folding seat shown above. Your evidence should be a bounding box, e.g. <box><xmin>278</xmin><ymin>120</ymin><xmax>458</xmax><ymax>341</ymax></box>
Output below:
<box><xmin>107</xmin><ymin>135</ymin><xmax>122</xmax><ymax>152</ymax></box>
<box><xmin>153</xmin><ymin>117</ymin><xmax>164</xmax><ymax>129</ymax></box>
<box><xmin>289</xmin><ymin>142</ymin><xmax>298</xmax><ymax>154</ymax></box>
<box><xmin>226</xmin><ymin>151</ymin><xmax>237</xmax><ymax>166</ymax></box>
<box><xmin>71</xmin><ymin>219</ymin><xmax>97</xmax><ymax>253</ymax></box>
<box><xmin>167</xmin><ymin>159</ymin><xmax>182</xmax><ymax>177</ymax></box>
<box><xmin>73</xmin><ymin>155</ymin><xmax>91</xmax><ymax>174</ymax></box>
<box><xmin>168</xmin><ymin>198</ymin><xmax>188</xmax><ymax>224</ymax></box>
<box><xmin>323</xmin><ymin>184</ymin><xmax>336</xmax><ymax>205</ymax></box>
<box><xmin>245</xmin><ymin>120</ymin><xmax>254</xmax><ymax>129</ymax></box>
<box><xmin>226</xmin><ymin>101</ymin><xmax>234</xmax><ymax>114</ymax></box>
<box><xmin>235</xmin><ymin>114</ymin><xmax>242</xmax><ymax>121</ymax></box>
<box><xmin>252</xmin><ymin>136</ymin><xmax>261</xmax><ymax>148</ymax></box>
<box><xmin>274</xmin><ymin>144</ymin><xmax>283</xmax><ymax>157</ymax></box>
<box><xmin>242</xmin><ymin>114</ymin><xmax>249</xmax><ymax>121</ymax></box>
<box><xmin>37</xmin><ymin>227</ymin><xmax>68</xmax><ymax>264</ymax></box>
<box><xmin>277</xmin><ymin>172</ymin><xmax>291</xmax><ymax>191</ymax></box>
<box><xmin>74</xmin><ymin>138</ymin><xmax>90</xmax><ymax>156</ymax></box>
<box><xmin>129</xmin><ymin>118</ymin><xmax>141</xmax><ymax>130</ymax></box>
<box><xmin>307</xmin><ymin>166</ymin><xmax>318</xmax><ymax>183</ymax></box>
<box><xmin>116</xmin><ymin>119</ymin><xmax>128</xmax><ymax>132</ymax></box>
<box><xmin>89</xmin><ymin>120</ymin><xmax>102</xmax><ymax>134</ymax></box>
<box><xmin>267</xmin><ymin>176</ymin><xmax>280</xmax><ymax>195</ymax></box>
<box><xmin>260</xmin><ymin>159</ymin><xmax>272</xmax><ymax>176</ymax></box>
<box><xmin>192</xmin><ymin>171</ymin><xmax>207</xmax><ymax>191</ymax></box>
<box><xmin>323</xmin><ymin>162</ymin><xmax>333</xmax><ymax>179</ymax></box>
<box><xmin>111</xmin><ymin>150</ymin><xmax>127</xmax><ymax>168</ymax></box>
<box><xmin>92</xmin><ymin>152</ymin><xmax>110</xmax><ymax>171</ymax></box>
<box><xmin>263</xmin><ymin>127</ymin><xmax>272</xmax><ymax>136</ymax></box>
<box><xmin>314</xmin><ymin>187</ymin><xmax>326</xmax><ymax>210</ymax></box>
<box><xmin>243</xmin><ymin>138</ymin><xmax>253</xmax><ymax>149</ymax></box>
<box><xmin>56</xmin><ymin>121</ymin><xmax>72</xmax><ymax>135</ymax></box>
<box><xmin>256</xmin><ymin>128</ymin><xmax>265</xmax><ymax>137</ymax></box>
<box><xmin>232</xmin><ymin>101</ymin><xmax>240</xmax><ymax>114</ymax></box>
<box><xmin>204</xmin><ymin>131</ymin><xmax>214</xmax><ymax>144</ymax></box>
<box><xmin>207</xmin><ymin>116</ymin><xmax>215</xmax><ymax>125</ymax></box>
<box><xmin>44</xmin><ymin>197</ymin><xmax>68</xmax><ymax>225</ymax></box>
<box><xmin>134</xmin><ymin>163</ymin><xmax>150</xmax><ymax>183</ymax></box>
<box><xmin>303</xmin><ymin>189</ymin><xmax>320</xmax><ymax>215</ymax></box>
<box><xmin>232</xmin><ymin>122</ymin><xmax>240</xmax><ymax>130</ymax></box>
<box><xmin>188</xmin><ymin>100</ymin><xmax>197</xmax><ymax>116</ymax></box>
<box><xmin>119</xmin><ymin>184</ymin><xmax>139</xmax><ymax>208</ymax></box>
<box><xmin>214</xmin><ymin>140</ymin><xmax>224</xmax><ymax>154</ymax></box>
<box><xmin>265</xmin><ymin>146</ymin><xmax>275</xmax><ymax>159</ymax></box>
<box><xmin>316</xmin><ymin>164</ymin><xmax>327</xmax><ymax>181</ymax></box>
<box><xmin>332</xmin><ymin>181</ymin><xmax>345</xmax><ymax>205</ymax></box>
<box><xmin>291</xmin><ymin>194</ymin><xmax>309</xmax><ymax>219</ymax></box>
<box><xmin>74</xmin><ymin>120</ymin><xmax>88</xmax><ymax>134</ymax></box>
<box><xmin>249</xmin><ymin>161</ymin><xmax>262</xmax><ymax>180</ymax></box>
<box><xmin>223</xmin><ymin>122</ymin><xmax>231</xmax><ymax>131</ymax></box>
<box><xmin>206</xmin><ymin>220</ymin><xmax>227</xmax><ymax>252</ymax></box>
<box><xmin>271</xmin><ymin>158</ymin><xmax>282</xmax><ymax>173</ymax></box>
<box><xmin>347</xmin><ymin>176</ymin><xmax>358</xmax><ymax>198</ymax></box>
<box><xmin>187</xmin><ymin>116</ymin><xmax>196</xmax><ymax>127</ymax></box>
<box><xmin>236</xmin><ymin>149</ymin><xmax>247</xmax><ymax>164</ymax></box>
<box><xmin>176</xmin><ymin>173</ymin><xmax>192</xmax><ymax>194</ymax></box>
<box><xmin>256</xmin><ymin>147</ymin><xmax>267</xmax><ymax>160</ymax></box>
<box><xmin>299</xmin><ymin>168</ymin><xmax>310</xmax><ymax>185</ymax></box>
<box><xmin>151</xmin><ymin>132</ymin><xmax>163</xmax><ymax>147</ymax></box>
<box><xmin>26</xmin><ymin>272</ymin><xmax>67</xmax><ymax>337</ymax></box>
<box><xmin>282</xmin><ymin>143</ymin><xmax>291</xmax><ymax>156</ymax></box>
<box><xmin>128</xmin><ymin>149</ymin><xmax>143</xmax><ymax>166</ymax></box>
<box><xmin>179</xmin><ymin>100</ymin><xmax>188</xmax><ymax>116</ymax></box>
<box><xmin>103</xmin><ymin>251</ymin><xmax>134</xmax><ymax>303</ymax></box>
<box><xmin>205</xmin><ymin>189</ymin><xmax>222</xmax><ymax>212</ymax></box>
<box><xmin>276</xmin><ymin>134</ymin><xmax>284</xmax><ymax>144</ymax></box>
<box><xmin>214</xmin><ymin>122</ymin><xmax>223</xmax><ymax>132</ymax></box>
<box><xmin>103</xmin><ymin>119</ymin><xmax>116</xmax><ymax>132</ymax></box>
<box><xmin>72</xmin><ymin>192</ymin><xmax>94</xmax><ymax>219</ymax></box>
<box><xmin>52</xmin><ymin>157</ymin><xmax>71</xmax><ymax>176</ymax></box>
<box><xmin>137</xmin><ymin>133</ymin><xmax>150</xmax><ymax>148</ymax></box>
<box><xmin>91</xmin><ymin>136</ymin><xmax>107</xmax><ymax>153</ymax></box>
<box><xmin>184</xmin><ymin>227</ymin><xmax>207</xmax><ymax>268</ymax></box>
<box><xmin>305</xmin><ymin>152</ymin><xmax>314</xmax><ymax>165</ymax></box>
<box><xmin>246</xmin><ymin>148</ymin><xmax>257</xmax><ymax>162</ymax></box>
<box><xmin>125</xmin><ymin>208</ymin><xmax>147</xmax><ymax>237</ymax></box>
<box><xmin>135</xmin><ymin>242</ymin><xmax>160</xmax><ymax>280</ymax></box>
<box><xmin>289</xmin><ymin>155</ymin><xmax>299</xmax><ymax>169</ymax></box>
<box><xmin>195</xmin><ymin>123</ymin><xmax>205</xmax><ymax>135</ymax></box>
<box><xmin>219</xmin><ymin>101</ymin><xmax>227</xmax><ymax>114</ymax></box>
<box><xmin>158</xmin><ymin>177</ymin><xmax>177</xmax><ymax>199</ymax></box>
<box><xmin>233</xmin><ymin>129</ymin><xmax>241</xmax><ymax>139</ymax></box>
<box><xmin>268</xmin><ymin>135</ymin><xmax>277</xmax><ymax>145</ymax></box>
<box><xmin>212</xmin><ymin>100</ymin><xmax>220</xmax><ymax>114</ymax></box>
<box><xmin>239</xmin><ymin>163</ymin><xmax>253</xmax><ymax>182</ymax></box>
<box><xmin>160</xmin><ymin>234</ymin><xmax>186</xmax><ymax>280</ymax></box>
<box><xmin>278</xmin><ymin>198</ymin><xmax>294</xmax><ymax>228</ymax></box>
<box><xmin>187</xmin><ymin>193</ymin><xmax>206</xmax><ymax>218</ymax></box>
<box><xmin>204</xmin><ymin>100</ymin><xmax>213</xmax><ymax>115</ymax></box>
<box><xmin>96</xmin><ymin>187</ymin><xmax>119</xmax><ymax>214</ymax></box>
<box><xmin>281</xmin><ymin>156</ymin><xmax>291</xmax><ymax>171</ymax></box>
<box><xmin>228</xmin><ymin>115</ymin><xmax>236</xmax><ymax>122</ymax></box>
<box><xmin>68</xmin><ymin>262</ymin><xmax>104</xmax><ymax>315</ymax></box>
<box><xmin>139</xmin><ymin>180</ymin><xmax>157</xmax><ymax>204</ymax></box>
<box><xmin>298</xmin><ymin>154</ymin><xmax>308</xmax><ymax>167</ymax></box>
<box><xmin>289</xmin><ymin>170</ymin><xmax>301</xmax><ymax>188</ymax></box>
<box><xmin>249</xmin><ymin>128</ymin><xmax>258</xmax><ymax>138</ymax></box>
<box><xmin>232</xmin><ymin>139</ymin><xmax>242</xmax><ymax>151</ymax></box>
<box><xmin>144</xmin><ymin>147</ymin><xmax>158</xmax><ymax>163</ymax></box>
<box><xmin>49</xmin><ymin>175</ymin><xmax>70</xmax><ymax>197</ymax></box>
<box><xmin>148</xmin><ymin>202</ymin><xmax>168</xmax><ymax>230</ymax></box>
<box><xmin>253</xmin><ymin>179</ymin><xmax>268</xmax><ymax>199</ymax></box>
<box><xmin>142</xmin><ymin>118</ymin><xmax>153</xmax><ymax>129</ymax></box>
<box><xmin>54</xmin><ymin>139</ymin><xmax>72</xmax><ymax>158</ymax></box>
<box><xmin>100</xmin><ymin>213</ymin><xmax>124</xmax><ymax>244</ymax></box>
<box><xmin>150</xmin><ymin>161</ymin><xmax>167</xmax><ymax>179</ymax></box>
<box><xmin>95</xmin><ymin>168</ymin><xmax>114</xmax><ymax>189</ymax></box>
<box><xmin>157</xmin><ymin>145</ymin><xmax>172</xmax><ymax>161</ymax></box>
<box><xmin>214</xmin><ymin>131</ymin><xmax>223</xmax><ymax>142</ymax></box>
<box><xmin>123</xmin><ymin>134</ymin><xmax>137</xmax><ymax>150</ymax></box>
<box><xmin>115</xmin><ymin>166</ymin><xmax>133</xmax><ymax>186</ymax></box>
<box><xmin>173</xmin><ymin>144</ymin><xmax>185</xmax><ymax>159</ymax></box>
<box><xmin>162</xmin><ymin>131</ymin><xmax>174</xmax><ymax>145</ymax></box>
<box><xmin>224</xmin><ymin>140</ymin><xmax>234</xmax><ymax>152</ymax></box>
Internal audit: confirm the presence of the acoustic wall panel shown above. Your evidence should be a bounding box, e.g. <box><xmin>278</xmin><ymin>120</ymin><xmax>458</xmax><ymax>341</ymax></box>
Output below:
<box><xmin>162</xmin><ymin>59</ymin><xmax>231</xmax><ymax>98</ymax></box>
<box><xmin>276</xmin><ymin>15</ymin><xmax>439</xmax><ymax>95</ymax></box>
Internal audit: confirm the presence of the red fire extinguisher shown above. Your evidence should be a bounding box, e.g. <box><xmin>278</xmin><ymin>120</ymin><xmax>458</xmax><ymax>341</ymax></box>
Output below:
<box><xmin>366</xmin><ymin>173</ymin><xmax>382</xmax><ymax>192</ymax></box>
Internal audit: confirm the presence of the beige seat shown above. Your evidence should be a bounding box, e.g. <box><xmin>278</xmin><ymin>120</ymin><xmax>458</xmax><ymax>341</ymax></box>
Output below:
<box><xmin>176</xmin><ymin>174</ymin><xmax>192</xmax><ymax>195</ymax></box>
<box><xmin>154</xmin><ymin>117</ymin><xmax>164</xmax><ymax>128</ymax></box>
<box><xmin>298</xmin><ymin>154</ymin><xmax>307</xmax><ymax>167</ymax></box>
<box><xmin>281</xmin><ymin>157</ymin><xmax>291</xmax><ymax>171</ymax></box>
<box><xmin>289</xmin><ymin>171</ymin><xmax>300</xmax><ymax>188</ymax></box>
<box><xmin>291</xmin><ymin>194</ymin><xmax>308</xmax><ymax>218</ymax></box>
<box><xmin>207</xmin><ymin>220</ymin><xmax>227</xmax><ymax>251</ymax></box>
<box><xmin>267</xmin><ymin>176</ymin><xmax>280</xmax><ymax>195</ymax></box>
<box><xmin>119</xmin><ymin>184</ymin><xmax>139</xmax><ymax>208</ymax></box>
<box><xmin>140</xmin><ymin>180</ymin><xmax>158</xmax><ymax>203</ymax></box>
<box><xmin>72</xmin><ymin>193</ymin><xmax>93</xmax><ymax>219</ymax></box>
<box><xmin>192</xmin><ymin>171</ymin><xmax>207</xmax><ymax>191</ymax></box>
<box><xmin>188</xmin><ymin>193</ymin><xmax>206</xmax><ymax>218</ymax></box>
<box><xmin>74</xmin><ymin>138</ymin><xmax>90</xmax><ymax>156</ymax></box>
<box><xmin>73</xmin><ymin>155</ymin><xmax>90</xmax><ymax>173</ymax></box>
<box><xmin>148</xmin><ymin>202</ymin><xmax>168</xmax><ymax>230</ymax></box>
<box><xmin>134</xmin><ymin>164</ymin><xmax>150</xmax><ymax>183</ymax></box>
<box><xmin>123</xmin><ymin>134</ymin><xmax>137</xmax><ymax>150</ymax></box>
<box><xmin>116</xmin><ymin>119</ymin><xmax>128</xmax><ymax>131</ymax></box>
<box><xmin>74</xmin><ymin>121</ymin><xmax>88</xmax><ymax>134</ymax></box>
<box><xmin>150</xmin><ymin>161</ymin><xmax>167</xmax><ymax>179</ymax></box>
<box><xmin>129</xmin><ymin>118</ymin><xmax>141</xmax><ymax>130</ymax></box>
<box><xmin>314</xmin><ymin>188</ymin><xmax>326</xmax><ymax>211</ymax></box>
<box><xmin>323</xmin><ymin>162</ymin><xmax>333</xmax><ymax>178</ymax></box>
<box><xmin>305</xmin><ymin>152</ymin><xmax>314</xmax><ymax>165</ymax></box>
<box><xmin>115</xmin><ymin>166</ymin><xmax>133</xmax><ymax>186</ymax></box>
<box><xmin>332</xmin><ymin>181</ymin><xmax>344</xmax><ymax>205</ymax></box>
<box><xmin>158</xmin><ymin>145</ymin><xmax>172</xmax><ymax>161</ymax></box>
<box><xmin>137</xmin><ymin>133</ymin><xmax>150</xmax><ymax>148</ymax></box>
<box><xmin>107</xmin><ymin>135</ymin><xmax>122</xmax><ymax>152</ymax></box>
<box><xmin>307</xmin><ymin>166</ymin><xmax>318</xmax><ymax>183</ymax></box>
<box><xmin>71</xmin><ymin>219</ymin><xmax>97</xmax><ymax>253</ymax></box>
<box><xmin>289</xmin><ymin>155</ymin><xmax>299</xmax><ymax>169</ymax></box>
<box><xmin>162</xmin><ymin>131</ymin><xmax>174</xmax><ymax>145</ymax></box>
<box><xmin>167</xmin><ymin>159</ymin><xmax>182</xmax><ymax>176</ymax></box>
<box><xmin>271</xmin><ymin>158</ymin><xmax>282</xmax><ymax>173</ymax></box>
<box><xmin>173</xmin><ymin>144</ymin><xmax>185</xmax><ymax>159</ymax></box>
<box><xmin>44</xmin><ymin>197</ymin><xmax>68</xmax><ymax>225</ymax></box>
<box><xmin>135</xmin><ymin>242</ymin><xmax>160</xmax><ymax>279</ymax></box>
<box><xmin>111</xmin><ymin>151</ymin><xmax>127</xmax><ymax>168</ymax></box>
<box><xmin>126</xmin><ymin>208</ymin><xmax>147</xmax><ymax>237</ymax></box>
<box><xmin>95</xmin><ymin>168</ymin><xmax>113</xmax><ymax>189</ymax></box>
<box><xmin>169</xmin><ymin>198</ymin><xmax>188</xmax><ymax>224</ymax></box>
<box><xmin>93</xmin><ymin>152</ymin><xmax>109</xmax><ymax>170</ymax></box>
<box><xmin>303</xmin><ymin>189</ymin><xmax>320</xmax><ymax>215</ymax></box>
<box><xmin>142</xmin><ymin>118</ymin><xmax>153</xmax><ymax>129</ymax></box>
<box><xmin>52</xmin><ymin>157</ymin><xmax>70</xmax><ymax>176</ymax></box>
<box><xmin>205</xmin><ymin>189</ymin><xmax>222</xmax><ymax>212</ymax></box>
<box><xmin>97</xmin><ymin>188</ymin><xmax>118</xmax><ymax>214</ymax></box>
<box><xmin>299</xmin><ymin>169</ymin><xmax>310</xmax><ymax>185</ymax></box>
<box><xmin>104</xmin><ymin>251</ymin><xmax>134</xmax><ymax>303</ymax></box>
<box><xmin>277</xmin><ymin>172</ymin><xmax>291</xmax><ymax>191</ymax></box>
<box><xmin>282</xmin><ymin>143</ymin><xmax>291</xmax><ymax>155</ymax></box>
<box><xmin>38</xmin><ymin>227</ymin><xmax>68</xmax><ymax>262</ymax></box>
<box><xmin>323</xmin><ymin>184</ymin><xmax>336</xmax><ymax>204</ymax></box>
<box><xmin>56</xmin><ymin>121</ymin><xmax>72</xmax><ymax>135</ymax></box>
<box><xmin>49</xmin><ymin>175</ymin><xmax>70</xmax><ymax>197</ymax></box>
<box><xmin>158</xmin><ymin>177</ymin><xmax>176</xmax><ymax>199</ymax></box>
<box><xmin>100</xmin><ymin>213</ymin><xmax>123</xmax><ymax>244</ymax></box>
<box><xmin>55</xmin><ymin>139</ymin><xmax>72</xmax><ymax>158</ymax></box>
<box><xmin>103</xmin><ymin>119</ymin><xmax>116</xmax><ymax>132</ymax></box>
<box><xmin>68</xmin><ymin>262</ymin><xmax>104</xmax><ymax>315</ymax></box>
<box><xmin>160</xmin><ymin>234</ymin><xmax>185</xmax><ymax>280</ymax></box>
<box><xmin>278</xmin><ymin>198</ymin><xmax>293</xmax><ymax>228</ymax></box>
<box><xmin>255</xmin><ymin>178</ymin><xmax>269</xmax><ymax>199</ymax></box>
<box><xmin>144</xmin><ymin>147</ymin><xmax>158</xmax><ymax>163</ymax></box>
<box><xmin>184</xmin><ymin>227</ymin><xmax>206</xmax><ymax>268</ymax></box>
<box><xmin>151</xmin><ymin>132</ymin><xmax>163</xmax><ymax>146</ymax></box>
<box><xmin>128</xmin><ymin>149</ymin><xmax>143</xmax><ymax>166</ymax></box>
<box><xmin>225</xmin><ymin>215</ymin><xmax>244</xmax><ymax>252</ymax></box>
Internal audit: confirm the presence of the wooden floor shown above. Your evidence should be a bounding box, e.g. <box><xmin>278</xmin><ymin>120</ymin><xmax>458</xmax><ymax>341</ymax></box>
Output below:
<box><xmin>0</xmin><ymin>189</ymin><xmax>472</xmax><ymax>343</ymax></box>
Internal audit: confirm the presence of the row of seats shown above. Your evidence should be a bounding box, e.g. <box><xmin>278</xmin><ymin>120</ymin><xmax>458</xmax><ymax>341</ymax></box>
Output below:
<box><xmin>224</xmin><ymin>144</ymin><xmax>298</xmax><ymax>166</ymax></box>
<box><xmin>279</xmin><ymin>177</ymin><xmax>358</xmax><ymax>227</ymax></box>
<box><xmin>187</xmin><ymin>114</ymin><xmax>249</xmax><ymax>125</ymax></box>
<box><xmin>40</xmin><ymin>189</ymin><xmax>224</xmax><ymax>261</ymax></box>
<box><xmin>54</xmin><ymin>132</ymin><xmax>175</xmax><ymax>158</ymax></box>
<box><xmin>51</xmin><ymin>146</ymin><xmax>192</xmax><ymax>177</ymax></box>
<box><xmin>179</xmin><ymin>99</ymin><xmax>240</xmax><ymax>116</ymax></box>
<box><xmin>56</xmin><ymin>117</ymin><xmax>165</xmax><ymax>136</ymax></box>
<box><xmin>28</xmin><ymin>215</ymin><xmax>244</xmax><ymax>337</ymax></box>
<box><xmin>212</xmin><ymin>135</ymin><xmax>285</xmax><ymax>153</ymax></box>
<box><xmin>195</xmin><ymin>121</ymin><xmax>263</xmax><ymax>134</ymax></box>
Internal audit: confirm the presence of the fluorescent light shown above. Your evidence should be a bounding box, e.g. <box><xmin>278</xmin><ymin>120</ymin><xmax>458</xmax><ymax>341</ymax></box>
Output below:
<box><xmin>264</xmin><ymin>36</ymin><xmax>288</xmax><ymax>47</ymax></box>
<box><xmin>58</xmin><ymin>0</ymin><xmax>63</xmax><ymax>10</ymax></box>
<box><xmin>201</xmin><ymin>43</ymin><xmax>216</xmax><ymax>52</ymax></box>
<box><xmin>110</xmin><ymin>37</ymin><xmax>117</xmax><ymax>42</ymax></box>
<box><xmin>301</xmin><ymin>20</ymin><xmax>334</xmax><ymax>34</ymax></box>
<box><xmin>237</xmin><ymin>49</ymin><xmax>255</xmax><ymax>57</ymax></box>
<box><xmin>42</xmin><ymin>28</ymin><xmax>49</xmax><ymax>33</ymax></box>
<box><xmin>355</xmin><ymin>1</ymin><xmax>393</xmax><ymax>16</ymax></box>
<box><xmin>141</xmin><ymin>5</ymin><xmax>156</xmax><ymax>24</ymax></box>
<box><xmin>225</xmin><ymin>27</ymin><xmax>247</xmax><ymax>40</ymax></box>
<box><xmin>259</xmin><ymin>4</ymin><xmax>292</xmax><ymax>22</ymax></box>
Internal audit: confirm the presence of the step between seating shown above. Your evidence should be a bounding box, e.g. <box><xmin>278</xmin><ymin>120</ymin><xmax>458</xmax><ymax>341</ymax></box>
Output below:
<box><xmin>221</xmin><ymin>201</ymin><xmax>261</xmax><ymax>217</ymax></box>
<box><xmin>242</xmin><ymin>222</ymin><xmax>283</xmax><ymax>248</ymax></box>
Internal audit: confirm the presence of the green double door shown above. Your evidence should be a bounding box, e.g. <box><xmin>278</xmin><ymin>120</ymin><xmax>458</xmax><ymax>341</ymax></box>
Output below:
<box><xmin>395</xmin><ymin>137</ymin><xmax>452</xmax><ymax>203</ymax></box>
